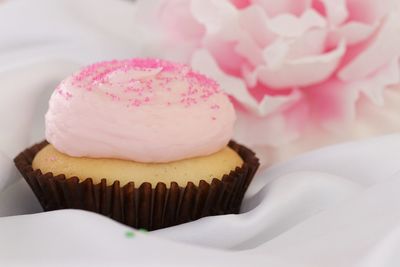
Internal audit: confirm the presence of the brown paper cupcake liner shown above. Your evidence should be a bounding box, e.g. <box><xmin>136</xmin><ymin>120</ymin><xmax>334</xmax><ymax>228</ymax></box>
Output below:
<box><xmin>14</xmin><ymin>140</ymin><xmax>259</xmax><ymax>231</ymax></box>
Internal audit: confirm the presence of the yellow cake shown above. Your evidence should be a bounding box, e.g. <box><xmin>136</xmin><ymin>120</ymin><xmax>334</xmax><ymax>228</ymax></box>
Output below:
<box><xmin>33</xmin><ymin>144</ymin><xmax>243</xmax><ymax>187</ymax></box>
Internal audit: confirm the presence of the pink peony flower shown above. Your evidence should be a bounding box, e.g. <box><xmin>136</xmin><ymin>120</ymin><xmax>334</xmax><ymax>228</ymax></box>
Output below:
<box><xmin>136</xmin><ymin>0</ymin><xmax>400</xmax><ymax>164</ymax></box>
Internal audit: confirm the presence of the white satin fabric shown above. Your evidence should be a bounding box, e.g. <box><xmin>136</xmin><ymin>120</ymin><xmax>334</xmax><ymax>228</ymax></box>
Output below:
<box><xmin>1</xmin><ymin>0</ymin><xmax>400</xmax><ymax>266</ymax></box>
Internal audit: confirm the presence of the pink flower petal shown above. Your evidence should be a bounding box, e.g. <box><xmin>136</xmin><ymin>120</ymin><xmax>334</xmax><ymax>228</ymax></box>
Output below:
<box><xmin>257</xmin><ymin>40</ymin><xmax>346</xmax><ymax>88</ymax></box>
<box><xmin>246</xmin><ymin>80</ymin><xmax>303</xmax><ymax>116</ymax></box>
<box><xmin>338</xmin><ymin>12</ymin><xmax>400</xmax><ymax>81</ymax></box>
<box><xmin>230</xmin><ymin>0</ymin><xmax>251</xmax><ymax>9</ymax></box>
<box><xmin>347</xmin><ymin>0</ymin><xmax>398</xmax><ymax>24</ymax></box>
<box><xmin>241</xmin><ymin>63</ymin><xmax>258</xmax><ymax>87</ymax></box>
<box><xmin>352</xmin><ymin>59</ymin><xmax>400</xmax><ymax>106</ymax></box>
<box><xmin>318</xmin><ymin>0</ymin><xmax>348</xmax><ymax>26</ymax></box>
<box><xmin>267</xmin><ymin>9</ymin><xmax>326</xmax><ymax>37</ymax></box>
<box><xmin>327</xmin><ymin>21</ymin><xmax>376</xmax><ymax>48</ymax></box>
<box><xmin>353</xmin><ymin>85</ymin><xmax>400</xmax><ymax>138</ymax></box>
<box><xmin>248</xmin><ymin>82</ymin><xmax>294</xmax><ymax>101</ymax></box>
<box><xmin>238</xmin><ymin>5</ymin><xmax>275</xmax><ymax>47</ymax></box>
<box><xmin>306</xmin><ymin>59</ymin><xmax>399</xmax><ymax>130</ymax></box>
<box><xmin>262</xmin><ymin>39</ymin><xmax>290</xmax><ymax>69</ymax></box>
<box><xmin>234</xmin><ymin>94</ymin><xmax>310</xmax><ymax>151</ymax></box>
<box><xmin>203</xmin><ymin>35</ymin><xmax>246</xmax><ymax>77</ymax></box>
<box><xmin>157</xmin><ymin>0</ymin><xmax>205</xmax><ymax>41</ymax></box>
<box><xmin>234</xmin><ymin>31</ymin><xmax>264</xmax><ymax>66</ymax></box>
<box><xmin>190</xmin><ymin>0</ymin><xmax>237</xmax><ymax>34</ymax></box>
<box><xmin>252</xmin><ymin>0</ymin><xmax>310</xmax><ymax>17</ymax></box>
<box><xmin>257</xmin><ymin>89</ymin><xmax>302</xmax><ymax>116</ymax></box>
<box><xmin>191</xmin><ymin>49</ymin><xmax>303</xmax><ymax>117</ymax></box>
<box><xmin>286</xmin><ymin>28</ymin><xmax>327</xmax><ymax>59</ymax></box>
<box><xmin>304</xmin><ymin>79</ymin><xmax>360</xmax><ymax>130</ymax></box>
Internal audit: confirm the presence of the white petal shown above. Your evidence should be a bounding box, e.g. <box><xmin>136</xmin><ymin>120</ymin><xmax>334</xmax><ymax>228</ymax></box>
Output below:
<box><xmin>287</xmin><ymin>28</ymin><xmax>327</xmax><ymax>59</ymax></box>
<box><xmin>238</xmin><ymin>5</ymin><xmax>275</xmax><ymax>47</ymax></box>
<box><xmin>262</xmin><ymin>39</ymin><xmax>290</xmax><ymax>70</ymax></box>
<box><xmin>234</xmin><ymin>31</ymin><xmax>264</xmax><ymax>66</ymax></box>
<box><xmin>328</xmin><ymin>22</ymin><xmax>376</xmax><ymax>47</ymax></box>
<box><xmin>191</xmin><ymin>49</ymin><xmax>302</xmax><ymax>117</ymax></box>
<box><xmin>338</xmin><ymin>12</ymin><xmax>400</xmax><ymax>81</ymax></box>
<box><xmin>252</xmin><ymin>0</ymin><xmax>310</xmax><ymax>17</ymax></box>
<box><xmin>190</xmin><ymin>0</ymin><xmax>237</xmax><ymax>34</ymax></box>
<box><xmin>267</xmin><ymin>9</ymin><xmax>326</xmax><ymax>38</ymax></box>
<box><xmin>242</xmin><ymin>64</ymin><xmax>259</xmax><ymax>87</ymax></box>
<box><xmin>358</xmin><ymin>59</ymin><xmax>400</xmax><ymax>106</ymax></box>
<box><xmin>257</xmin><ymin>40</ymin><xmax>346</xmax><ymax>88</ymax></box>
<box><xmin>257</xmin><ymin>89</ymin><xmax>302</xmax><ymax>116</ymax></box>
<box><xmin>263</xmin><ymin>29</ymin><xmax>327</xmax><ymax>69</ymax></box>
<box><xmin>320</xmin><ymin>0</ymin><xmax>348</xmax><ymax>26</ymax></box>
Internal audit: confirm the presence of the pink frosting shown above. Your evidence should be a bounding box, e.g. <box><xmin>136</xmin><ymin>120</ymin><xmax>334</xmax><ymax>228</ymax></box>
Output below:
<box><xmin>45</xmin><ymin>59</ymin><xmax>236</xmax><ymax>163</ymax></box>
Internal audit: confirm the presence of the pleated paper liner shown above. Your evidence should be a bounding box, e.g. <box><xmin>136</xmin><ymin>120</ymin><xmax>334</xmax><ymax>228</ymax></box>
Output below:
<box><xmin>14</xmin><ymin>140</ymin><xmax>259</xmax><ymax>231</ymax></box>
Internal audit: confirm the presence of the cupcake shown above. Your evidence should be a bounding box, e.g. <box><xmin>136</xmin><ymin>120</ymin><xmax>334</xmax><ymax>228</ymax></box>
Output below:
<box><xmin>14</xmin><ymin>59</ymin><xmax>259</xmax><ymax>230</ymax></box>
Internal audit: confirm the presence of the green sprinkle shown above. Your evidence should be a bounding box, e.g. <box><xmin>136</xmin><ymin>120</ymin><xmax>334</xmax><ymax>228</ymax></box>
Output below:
<box><xmin>138</xmin><ymin>228</ymin><xmax>148</xmax><ymax>233</ymax></box>
<box><xmin>125</xmin><ymin>231</ymin><xmax>135</xmax><ymax>238</ymax></box>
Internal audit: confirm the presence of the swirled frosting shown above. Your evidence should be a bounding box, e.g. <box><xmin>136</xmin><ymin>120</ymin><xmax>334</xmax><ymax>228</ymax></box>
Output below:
<box><xmin>45</xmin><ymin>59</ymin><xmax>236</xmax><ymax>163</ymax></box>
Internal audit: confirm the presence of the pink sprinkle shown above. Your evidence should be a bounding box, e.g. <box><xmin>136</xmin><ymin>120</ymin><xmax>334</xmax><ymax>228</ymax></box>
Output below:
<box><xmin>130</xmin><ymin>99</ymin><xmax>142</xmax><ymax>107</ymax></box>
<box><xmin>69</xmin><ymin>58</ymin><xmax>223</xmax><ymax>108</ymax></box>
<box><xmin>180</xmin><ymin>97</ymin><xmax>197</xmax><ymax>107</ymax></box>
<box><xmin>73</xmin><ymin>58</ymin><xmax>184</xmax><ymax>85</ymax></box>
<box><xmin>186</xmin><ymin>71</ymin><xmax>219</xmax><ymax>91</ymax></box>
<box><xmin>124</xmin><ymin>88</ymin><xmax>136</xmax><ymax>93</ymax></box>
<box><xmin>105</xmin><ymin>92</ymin><xmax>120</xmax><ymax>101</ymax></box>
<box><xmin>58</xmin><ymin>90</ymin><xmax>72</xmax><ymax>100</ymax></box>
<box><xmin>49</xmin><ymin>156</ymin><xmax>57</xmax><ymax>161</ymax></box>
